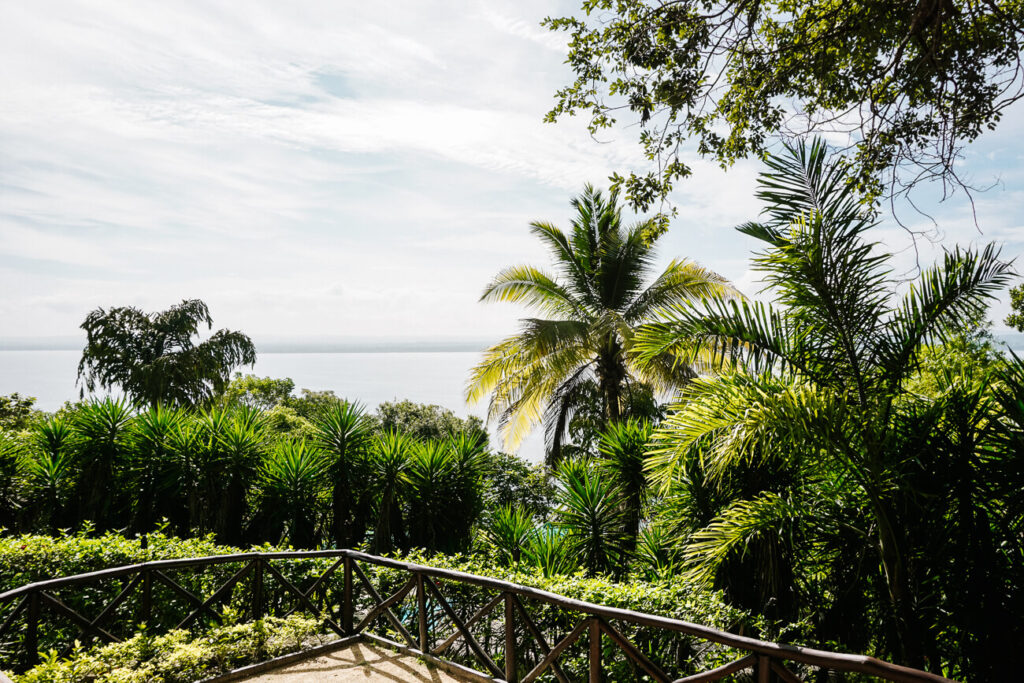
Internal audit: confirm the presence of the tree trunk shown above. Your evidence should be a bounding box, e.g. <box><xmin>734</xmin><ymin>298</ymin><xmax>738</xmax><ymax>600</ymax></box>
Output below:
<box><xmin>596</xmin><ymin>338</ymin><xmax>626</xmax><ymax>426</ymax></box>
<box><xmin>875</xmin><ymin>500</ymin><xmax>928</xmax><ymax>669</ymax></box>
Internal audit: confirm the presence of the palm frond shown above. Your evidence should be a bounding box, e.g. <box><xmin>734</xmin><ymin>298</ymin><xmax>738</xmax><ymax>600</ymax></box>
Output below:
<box><xmin>878</xmin><ymin>243</ymin><xmax>1015</xmax><ymax>387</ymax></box>
<box><xmin>681</xmin><ymin>492</ymin><xmax>805</xmax><ymax>588</ymax></box>
<box><xmin>647</xmin><ymin>372</ymin><xmax>841</xmax><ymax>492</ymax></box>
<box><xmin>624</xmin><ymin>259</ymin><xmax>738</xmax><ymax>324</ymax></box>
<box><xmin>480</xmin><ymin>265</ymin><xmax>585</xmax><ymax>320</ymax></box>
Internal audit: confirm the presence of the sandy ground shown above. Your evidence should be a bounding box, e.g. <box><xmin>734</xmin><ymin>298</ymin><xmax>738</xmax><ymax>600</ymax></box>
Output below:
<box><xmin>241</xmin><ymin>641</ymin><xmax>473</xmax><ymax>682</ymax></box>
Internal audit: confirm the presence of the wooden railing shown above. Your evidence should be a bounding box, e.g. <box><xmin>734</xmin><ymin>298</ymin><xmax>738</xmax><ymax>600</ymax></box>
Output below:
<box><xmin>0</xmin><ymin>549</ymin><xmax>954</xmax><ymax>682</ymax></box>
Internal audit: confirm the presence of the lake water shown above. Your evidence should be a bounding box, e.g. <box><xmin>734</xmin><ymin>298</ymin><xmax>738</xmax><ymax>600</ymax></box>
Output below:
<box><xmin>0</xmin><ymin>350</ymin><xmax>546</xmax><ymax>462</ymax></box>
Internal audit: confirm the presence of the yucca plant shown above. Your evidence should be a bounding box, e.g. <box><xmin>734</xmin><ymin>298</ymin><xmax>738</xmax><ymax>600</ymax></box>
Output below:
<box><xmin>403</xmin><ymin>440</ymin><xmax>457</xmax><ymax>553</ymax></box>
<box><xmin>444</xmin><ymin>430</ymin><xmax>488</xmax><ymax>531</ymax></box>
<box><xmin>311</xmin><ymin>401</ymin><xmax>373</xmax><ymax>548</ymax></box>
<box><xmin>367</xmin><ymin>430</ymin><xmax>413</xmax><ymax>554</ymax></box>
<box><xmin>190</xmin><ymin>406</ymin><xmax>231</xmax><ymax>536</ymax></box>
<box><xmin>168</xmin><ymin>414</ymin><xmax>202</xmax><ymax>535</ymax></box>
<box><xmin>553</xmin><ymin>460</ymin><xmax>629</xmax><ymax>576</ymax></box>
<box><xmin>213</xmin><ymin>407</ymin><xmax>267</xmax><ymax>545</ymax></box>
<box><xmin>597</xmin><ymin>417</ymin><xmax>653</xmax><ymax>554</ymax></box>
<box><xmin>483</xmin><ymin>504</ymin><xmax>536</xmax><ymax>565</ymax></box>
<box><xmin>128</xmin><ymin>405</ymin><xmax>186</xmax><ymax>539</ymax></box>
<box><xmin>402</xmin><ymin>437</ymin><xmax>487</xmax><ymax>554</ymax></box>
<box><xmin>633</xmin><ymin>524</ymin><xmax>678</xmax><ymax>580</ymax></box>
<box><xmin>70</xmin><ymin>398</ymin><xmax>134</xmax><ymax>530</ymax></box>
<box><xmin>259</xmin><ymin>440</ymin><xmax>330</xmax><ymax>548</ymax></box>
<box><xmin>23</xmin><ymin>416</ymin><xmax>77</xmax><ymax>533</ymax></box>
<box><xmin>522</xmin><ymin>526</ymin><xmax>576</xmax><ymax>577</ymax></box>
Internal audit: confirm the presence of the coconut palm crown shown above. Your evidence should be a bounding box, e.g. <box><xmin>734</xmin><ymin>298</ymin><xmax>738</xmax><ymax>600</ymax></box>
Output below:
<box><xmin>467</xmin><ymin>185</ymin><xmax>736</xmax><ymax>463</ymax></box>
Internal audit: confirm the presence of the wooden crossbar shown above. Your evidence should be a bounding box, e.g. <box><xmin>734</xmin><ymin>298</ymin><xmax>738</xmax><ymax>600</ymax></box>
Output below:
<box><xmin>262</xmin><ymin>562</ymin><xmax>344</xmax><ymax>636</ymax></box>
<box><xmin>600</xmin><ymin>617</ymin><xmax>671</xmax><ymax>683</ymax></box>
<box><xmin>39</xmin><ymin>592</ymin><xmax>119</xmax><ymax>644</ymax></box>
<box><xmin>511</xmin><ymin>594</ymin><xmax>571</xmax><ymax>683</ymax></box>
<box><xmin>433</xmin><ymin>593</ymin><xmax>502</xmax><ymax>655</ymax></box>
<box><xmin>522</xmin><ymin>617</ymin><xmax>591</xmax><ymax>683</ymax></box>
<box><xmin>424</xmin><ymin>577</ymin><xmax>503</xmax><ymax>678</ymax></box>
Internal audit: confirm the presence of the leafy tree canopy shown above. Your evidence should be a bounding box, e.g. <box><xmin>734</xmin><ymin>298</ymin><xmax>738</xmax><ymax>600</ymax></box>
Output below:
<box><xmin>481</xmin><ymin>451</ymin><xmax>554</xmax><ymax>516</ymax></box>
<box><xmin>0</xmin><ymin>392</ymin><xmax>41</xmax><ymax>431</ymax></box>
<box><xmin>77</xmin><ymin>299</ymin><xmax>256</xmax><ymax>408</ymax></box>
<box><xmin>545</xmin><ymin>0</ymin><xmax>1024</xmax><ymax>214</ymax></box>
<box><xmin>220</xmin><ymin>374</ymin><xmax>296</xmax><ymax>410</ymax></box>
<box><xmin>1006</xmin><ymin>282</ymin><xmax>1024</xmax><ymax>331</ymax></box>
<box><xmin>375</xmin><ymin>399</ymin><xmax>486</xmax><ymax>441</ymax></box>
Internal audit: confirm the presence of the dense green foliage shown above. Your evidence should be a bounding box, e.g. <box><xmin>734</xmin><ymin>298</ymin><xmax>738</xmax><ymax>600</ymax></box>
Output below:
<box><xmin>467</xmin><ymin>184</ymin><xmax>735</xmax><ymax>464</ymax></box>
<box><xmin>1006</xmin><ymin>281</ymin><xmax>1024</xmax><ymax>331</ymax></box>
<box><xmin>633</xmin><ymin>140</ymin><xmax>1021</xmax><ymax>679</ymax></box>
<box><xmin>545</xmin><ymin>0</ymin><xmax>1024</xmax><ymax>212</ymax></box>
<box><xmin>77</xmin><ymin>299</ymin><xmax>256</xmax><ymax>408</ymax></box>
<box><xmin>0</xmin><ymin>394</ymin><xmax>41</xmax><ymax>433</ymax></box>
<box><xmin>0</xmin><ymin>398</ymin><xmax>515</xmax><ymax>556</ymax></box>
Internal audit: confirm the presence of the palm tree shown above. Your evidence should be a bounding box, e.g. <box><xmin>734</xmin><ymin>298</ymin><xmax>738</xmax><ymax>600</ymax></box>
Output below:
<box><xmin>467</xmin><ymin>185</ymin><xmax>736</xmax><ymax>465</ymax></box>
<box><xmin>637</xmin><ymin>138</ymin><xmax>1014</xmax><ymax>671</ymax></box>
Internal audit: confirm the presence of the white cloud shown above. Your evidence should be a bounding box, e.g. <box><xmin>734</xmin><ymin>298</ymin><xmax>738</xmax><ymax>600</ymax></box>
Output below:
<box><xmin>0</xmin><ymin>0</ymin><xmax>1021</xmax><ymax>346</ymax></box>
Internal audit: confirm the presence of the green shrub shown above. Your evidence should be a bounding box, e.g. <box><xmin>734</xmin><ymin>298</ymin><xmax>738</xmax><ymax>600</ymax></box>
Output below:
<box><xmin>14</xmin><ymin>615</ymin><xmax>328</xmax><ymax>683</ymax></box>
<box><xmin>0</xmin><ymin>529</ymin><xmax>254</xmax><ymax>594</ymax></box>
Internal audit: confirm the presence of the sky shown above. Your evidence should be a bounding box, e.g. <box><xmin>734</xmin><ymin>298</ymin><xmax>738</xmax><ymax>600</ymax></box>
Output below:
<box><xmin>2</xmin><ymin>0</ymin><xmax>1023</xmax><ymax>346</ymax></box>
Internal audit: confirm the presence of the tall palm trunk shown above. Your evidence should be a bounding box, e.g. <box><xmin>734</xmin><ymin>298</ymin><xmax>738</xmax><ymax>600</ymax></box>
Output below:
<box><xmin>597</xmin><ymin>343</ymin><xmax>626</xmax><ymax>425</ymax></box>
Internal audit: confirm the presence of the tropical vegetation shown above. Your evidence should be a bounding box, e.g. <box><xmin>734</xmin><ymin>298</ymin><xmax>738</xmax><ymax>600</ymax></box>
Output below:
<box><xmin>2</xmin><ymin>531</ymin><xmax>757</xmax><ymax>683</ymax></box>
<box><xmin>1</xmin><ymin>145</ymin><xmax>1022</xmax><ymax>682</ymax></box>
<box><xmin>467</xmin><ymin>184</ymin><xmax>735</xmax><ymax>464</ymax></box>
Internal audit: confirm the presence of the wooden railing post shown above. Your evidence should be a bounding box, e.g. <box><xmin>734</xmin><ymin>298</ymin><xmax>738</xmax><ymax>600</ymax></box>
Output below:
<box><xmin>758</xmin><ymin>655</ymin><xmax>770</xmax><ymax>683</ymax></box>
<box><xmin>141</xmin><ymin>569</ymin><xmax>152</xmax><ymax>625</ymax></box>
<box><xmin>25</xmin><ymin>591</ymin><xmax>39</xmax><ymax>667</ymax></box>
<box><xmin>504</xmin><ymin>592</ymin><xmax>517</xmax><ymax>683</ymax></box>
<box><xmin>589</xmin><ymin>617</ymin><xmax>602</xmax><ymax>683</ymax></box>
<box><xmin>416</xmin><ymin>572</ymin><xmax>428</xmax><ymax>652</ymax></box>
<box><xmin>252</xmin><ymin>558</ymin><xmax>263</xmax><ymax>620</ymax></box>
<box><xmin>342</xmin><ymin>556</ymin><xmax>353</xmax><ymax>634</ymax></box>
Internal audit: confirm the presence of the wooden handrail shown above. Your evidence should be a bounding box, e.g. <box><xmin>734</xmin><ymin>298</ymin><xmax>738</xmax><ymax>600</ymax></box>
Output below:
<box><xmin>0</xmin><ymin>549</ymin><xmax>956</xmax><ymax>682</ymax></box>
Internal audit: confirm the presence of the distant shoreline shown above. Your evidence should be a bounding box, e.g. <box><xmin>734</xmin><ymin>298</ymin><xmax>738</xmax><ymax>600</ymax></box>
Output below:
<box><xmin>2</xmin><ymin>334</ymin><xmax>1022</xmax><ymax>354</ymax></box>
<box><xmin>0</xmin><ymin>338</ymin><xmax>492</xmax><ymax>354</ymax></box>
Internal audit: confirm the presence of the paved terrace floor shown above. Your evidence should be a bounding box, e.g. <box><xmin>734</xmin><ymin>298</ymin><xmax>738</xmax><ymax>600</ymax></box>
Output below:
<box><xmin>240</xmin><ymin>641</ymin><xmax>474</xmax><ymax>682</ymax></box>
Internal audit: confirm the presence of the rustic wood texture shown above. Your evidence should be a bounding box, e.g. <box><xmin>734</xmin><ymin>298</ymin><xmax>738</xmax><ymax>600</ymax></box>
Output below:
<box><xmin>0</xmin><ymin>549</ymin><xmax>957</xmax><ymax>682</ymax></box>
